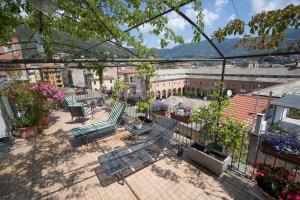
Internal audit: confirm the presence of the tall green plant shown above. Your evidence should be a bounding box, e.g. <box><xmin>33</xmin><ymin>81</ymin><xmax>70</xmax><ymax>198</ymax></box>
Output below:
<box><xmin>136</xmin><ymin>62</ymin><xmax>156</xmax><ymax>116</ymax></box>
<box><xmin>190</xmin><ymin>81</ymin><xmax>246</xmax><ymax>154</ymax></box>
<box><xmin>112</xmin><ymin>79</ymin><xmax>124</xmax><ymax>104</ymax></box>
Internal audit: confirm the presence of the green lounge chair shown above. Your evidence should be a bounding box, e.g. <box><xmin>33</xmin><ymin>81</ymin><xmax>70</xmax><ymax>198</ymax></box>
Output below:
<box><xmin>65</xmin><ymin>96</ymin><xmax>92</xmax><ymax>122</ymax></box>
<box><xmin>98</xmin><ymin>116</ymin><xmax>178</xmax><ymax>183</ymax></box>
<box><xmin>70</xmin><ymin>101</ymin><xmax>126</xmax><ymax>143</ymax></box>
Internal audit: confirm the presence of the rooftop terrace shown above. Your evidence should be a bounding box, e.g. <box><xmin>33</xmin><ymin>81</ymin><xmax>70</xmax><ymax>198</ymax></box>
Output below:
<box><xmin>0</xmin><ymin>107</ymin><xmax>257</xmax><ymax>200</ymax></box>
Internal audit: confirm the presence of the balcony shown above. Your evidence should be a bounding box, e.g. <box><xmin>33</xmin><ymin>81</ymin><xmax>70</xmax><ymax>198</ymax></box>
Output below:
<box><xmin>0</xmin><ymin>102</ymin><xmax>277</xmax><ymax>200</ymax></box>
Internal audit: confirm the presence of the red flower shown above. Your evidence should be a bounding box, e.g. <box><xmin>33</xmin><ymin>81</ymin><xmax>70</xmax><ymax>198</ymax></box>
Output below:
<box><xmin>274</xmin><ymin>176</ymin><xmax>281</xmax><ymax>182</ymax></box>
<box><xmin>293</xmin><ymin>193</ymin><xmax>300</xmax><ymax>200</ymax></box>
<box><xmin>254</xmin><ymin>171</ymin><xmax>265</xmax><ymax>177</ymax></box>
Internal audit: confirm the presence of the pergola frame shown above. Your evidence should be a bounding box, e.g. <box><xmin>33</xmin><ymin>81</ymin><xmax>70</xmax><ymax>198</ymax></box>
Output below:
<box><xmin>0</xmin><ymin>0</ymin><xmax>300</xmax><ymax>84</ymax></box>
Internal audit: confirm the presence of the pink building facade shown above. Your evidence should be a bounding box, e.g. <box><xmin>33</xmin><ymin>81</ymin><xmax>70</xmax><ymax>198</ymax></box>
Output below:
<box><xmin>152</xmin><ymin>78</ymin><xmax>278</xmax><ymax>99</ymax></box>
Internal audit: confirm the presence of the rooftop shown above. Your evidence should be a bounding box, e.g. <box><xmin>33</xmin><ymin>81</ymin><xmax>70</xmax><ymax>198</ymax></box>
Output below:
<box><xmin>0</xmin><ymin>108</ymin><xmax>256</xmax><ymax>200</ymax></box>
<box><xmin>252</xmin><ymin>79</ymin><xmax>300</xmax><ymax>97</ymax></box>
<box><xmin>154</xmin><ymin>67</ymin><xmax>300</xmax><ymax>83</ymax></box>
<box><xmin>223</xmin><ymin>94</ymin><xmax>271</xmax><ymax>124</ymax></box>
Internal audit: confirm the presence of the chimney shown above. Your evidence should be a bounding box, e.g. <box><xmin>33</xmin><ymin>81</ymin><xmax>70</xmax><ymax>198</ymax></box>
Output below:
<box><xmin>255</xmin><ymin>113</ymin><xmax>265</xmax><ymax>134</ymax></box>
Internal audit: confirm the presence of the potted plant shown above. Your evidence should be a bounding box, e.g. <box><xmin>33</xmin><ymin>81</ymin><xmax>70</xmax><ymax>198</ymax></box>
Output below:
<box><xmin>188</xmin><ymin>81</ymin><xmax>246</xmax><ymax>176</ymax></box>
<box><xmin>13</xmin><ymin>113</ymin><xmax>38</xmax><ymax>139</ymax></box>
<box><xmin>261</xmin><ymin>132</ymin><xmax>300</xmax><ymax>165</ymax></box>
<box><xmin>127</xmin><ymin>93</ymin><xmax>139</xmax><ymax>106</ymax></box>
<box><xmin>252</xmin><ymin>163</ymin><xmax>299</xmax><ymax>200</ymax></box>
<box><xmin>151</xmin><ymin>100</ymin><xmax>169</xmax><ymax>116</ymax></box>
<box><xmin>137</xmin><ymin>97</ymin><xmax>154</xmax><ymax>124</ymax></box>
<box><xmin>29</xmin><ymin>83</ymin><xmax>64</xmax><ymax>127</ymax></box>
<box><xmin>117</xmin><ymin>92</ymin><xmax>127</xmax><ymax>102</ymax></box>
<box><xmin>170</xmin><ymin>103</ymin><xmax>192</xmax><ymax>123</ymax></box>
<box><xmin>280</xmin><ymin>182</ymin><xmax>300</xmax><ymax>200</ymax></box>
<box><xmin>131</xmin><ymin>117</ymin><xmax>143</xmax><ymax>129</ymax></box>
<box><xmin>6</xmin><ymin>83</ymin><xmax>43</xmax><ymax>139</ymax></box>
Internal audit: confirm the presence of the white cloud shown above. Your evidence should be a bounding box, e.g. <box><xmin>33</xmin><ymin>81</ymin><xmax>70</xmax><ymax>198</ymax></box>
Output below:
<box><xmin>203</xmin><ymin>9</ymin><xmax>220</xmax><ymax>26</ymax></box>
<box><xmin>185</xmin><ymin>7</ymin><xmax>220</xmax><ymax>26</ymax></box>
<box><xmin>227</xmin><ymin>13</ymin><xmax>236</xmax><ymax>21</ymax></box>
<box><xmin>250</xmin><ymin>0</ymin><xmax>300</xmax><ymax>13</ymax></box>
<box><xmin>139</xmin><ymin>12</ymin><xmax>188</xmax><ymax>34</ymax></box>
<box><xmin>215</xmin><ymin>0</ymin><xmax>228</xmax><ymax>10</ymax></box>
<box><xmin>166</xmin><ymin>12</ymin><xmax>187</xmax><ymax>31</ymax></box>
<box><xmin>139</xmin><ymin>23</ymin><xmax>154</xmax><ymax>33</ymax></box>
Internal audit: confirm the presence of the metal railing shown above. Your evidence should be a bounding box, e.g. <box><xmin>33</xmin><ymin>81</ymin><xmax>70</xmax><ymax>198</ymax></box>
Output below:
<box><xmin>111</xmin><ymin>99</ymin><xmax>300</xmax><ymax>181</ymax></box>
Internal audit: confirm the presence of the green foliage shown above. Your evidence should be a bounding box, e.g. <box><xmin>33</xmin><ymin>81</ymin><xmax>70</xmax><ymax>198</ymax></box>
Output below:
<box><xmin>219</xmin><ymin>118</ymin><xmax>246</xmax><ymax>153</ymax></box>
<box><xmin>268</xmin><ymin>123</ymin><xmax>285</xmax><ymax>134</ymax></box>
<box><xmin>137</xmin><ymin>97</ymin><xmax>155</xmax><ymax>113</ymax></box>
<box><xmin>112</xmin><ymin>79</ymin><xmax>124</xmax><ymax>103</ymax></box>
<box><xmin>212</xmin><ymin>4</ymin><xmax>300</xmax><ymax>50</ymax></box>
<box><xmin>0</xmin><ymin>0</ymin><xmax>203</xmax><ymax>56</ymax></box>
<box><xmin>136</xmin><ymin>62</ymin><xmax>157</xmax><ymax>116</ymax></box>
<box><xmin>191</xmin><ymin>81</ymin><xmax>246</xmax><ymax>154</ymax></box>
<box><xmin>5</xmin><ymin>82</ymin><xmax>43</xmax><ymax>127</ymax></box>
<box><xmin>13</xmin><ymin>114</ymin><xmax>35</xmax><ymax>128</ymax></box>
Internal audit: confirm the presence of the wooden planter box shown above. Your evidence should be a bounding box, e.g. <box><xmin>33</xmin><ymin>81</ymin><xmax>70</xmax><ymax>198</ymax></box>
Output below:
<box><xmin>170</xmin><ymin>113</ymin><xmax>191</xmax><ymax>123</ymax></box>
<box><xmin>187</xmin><ymin>142</ymin><xmax>231</xmax><ymax>176</ymax></box>
<box><xmin>18</xmin><ymin>125</ymin><xmax>38</xmax><ymax>139</ymax></box>
<box><xmin>154</xmin><ymin>110</ymin><xmax>169</xmax><ymax>117</ymax></box>
<box><xmin>261</xmin><ymin>142</ymin><xmax>300</xmax><ymax>165</ymax></box>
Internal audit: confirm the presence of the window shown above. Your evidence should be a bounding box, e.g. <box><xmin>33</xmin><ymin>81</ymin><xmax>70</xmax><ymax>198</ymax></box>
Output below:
<box><xmin>94</xmin><ymin>80</ymin><xmax>96</xmax><ymax>85</ymax></box>
<box><xmin>157</xmin><ymin>83</ymin><xmax>159</xmax><ymax>87</ymax></box>
<box><xmin>110</xmin><ymin>80</ymin><xmax>112</xmax><ymax>83</ymax></box>
<box><xmin>3</xmin><ymin>45</ymin><xmax>14</xmax><ymax>53</ymax></box>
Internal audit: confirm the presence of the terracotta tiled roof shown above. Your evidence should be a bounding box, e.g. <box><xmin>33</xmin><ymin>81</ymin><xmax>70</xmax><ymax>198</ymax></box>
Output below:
<box><xmin>223</xmin><ymin>94</ymin><xmax>271</xmax><ymax>124</ymax></box>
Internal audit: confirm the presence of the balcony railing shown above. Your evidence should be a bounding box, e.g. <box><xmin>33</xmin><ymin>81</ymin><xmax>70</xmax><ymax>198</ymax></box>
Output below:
<box><xmin>104</xmin><ymin>99</ymin><xmax>300</xmax><ymax>180</ymax></box>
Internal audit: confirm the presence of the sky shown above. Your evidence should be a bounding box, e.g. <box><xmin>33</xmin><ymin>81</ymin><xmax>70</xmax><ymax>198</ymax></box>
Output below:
<box><xmin>134</xmin><ymin>0</ymin><xmax>300</xmax><ymax>49</ymax></box>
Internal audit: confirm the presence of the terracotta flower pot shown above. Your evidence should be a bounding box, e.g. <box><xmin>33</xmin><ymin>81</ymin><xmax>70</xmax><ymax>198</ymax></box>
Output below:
<box><xmin>41</xmin><ymin>113</ymin><xmax>50</xmax><ymax>127</ymax></box>
<box><xmin>170</xmin><ymin>113</ymin><xmax>191</xmax><ymax>123</ymax></box>
<box><xmin>154</xmin><ymin>110</ymin><xmax>169</xmax><ymax>117</ymax></box>
<box><xmin>18</xmin><ymin>125</ymin><xmax>38</xmax><ymax>139</ymax></box>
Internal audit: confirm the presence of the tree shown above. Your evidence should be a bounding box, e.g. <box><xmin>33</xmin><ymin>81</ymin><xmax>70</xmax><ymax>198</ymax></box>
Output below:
<box><xmin>0</xmin><ymin>0</ymin><xmax>203</xmax><ymax>57</ymax></box>
<box><xmin>212</xmin><ymin>4</ymin><xmax>300</xmax><ymax>50</ymax></box>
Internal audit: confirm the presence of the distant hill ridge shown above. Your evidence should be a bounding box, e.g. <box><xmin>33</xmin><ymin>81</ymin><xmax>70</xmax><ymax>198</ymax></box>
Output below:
<box><xmin>155</xmin><ymin>29</ymin><xmax>300</xmax><ymax>58</ymax></box>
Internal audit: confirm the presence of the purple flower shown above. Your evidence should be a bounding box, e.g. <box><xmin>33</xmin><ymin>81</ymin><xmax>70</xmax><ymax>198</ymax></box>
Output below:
<box><xmin>117</xmin><ymin>92</ymin><xmax>127</xmax><ymax>99</ymax></box>
<box><xmin>173</xmin><ymin>103</ymin><xmax>192</xmax><ymax>116</ymax></box>
<box><xmin>262</xmin><ymin>132</ymin><xmax>300</xmax><ymax>154</ymax></box>
<box><xmin>151</xmin><ymin>100</ymin><xmax>168</xmax><ymax>112</ymax></box>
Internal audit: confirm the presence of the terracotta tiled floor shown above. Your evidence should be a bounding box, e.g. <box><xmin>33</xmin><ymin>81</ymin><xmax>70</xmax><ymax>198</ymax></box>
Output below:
<box><xmin>0</xmin><ymin>107</ymin><xmax>257</xmax><ymax>200</ymax></box>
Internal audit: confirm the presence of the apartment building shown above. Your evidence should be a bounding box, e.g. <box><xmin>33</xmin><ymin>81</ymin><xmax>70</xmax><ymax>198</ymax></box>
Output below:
<box><xmin>0</xmin><ymin>36</ymin><xmax>28</xmax><ymax>83</ymax></box>
<box><xmin>40</xmin><ymin>63</ymin><xmax>64</xmax><ymax>88</ymax></box>
<box><xmin>152</xmin><ymin>67</ymin><xmax>300</xmax><ymax>99</ymax></box>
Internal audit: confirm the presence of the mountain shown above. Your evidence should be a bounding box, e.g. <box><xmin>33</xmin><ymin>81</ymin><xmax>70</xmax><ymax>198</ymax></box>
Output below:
<box><xmin>155</xmin><ymin>29</ymin><xmax>300</xmax><ymax>58</ymax></box>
